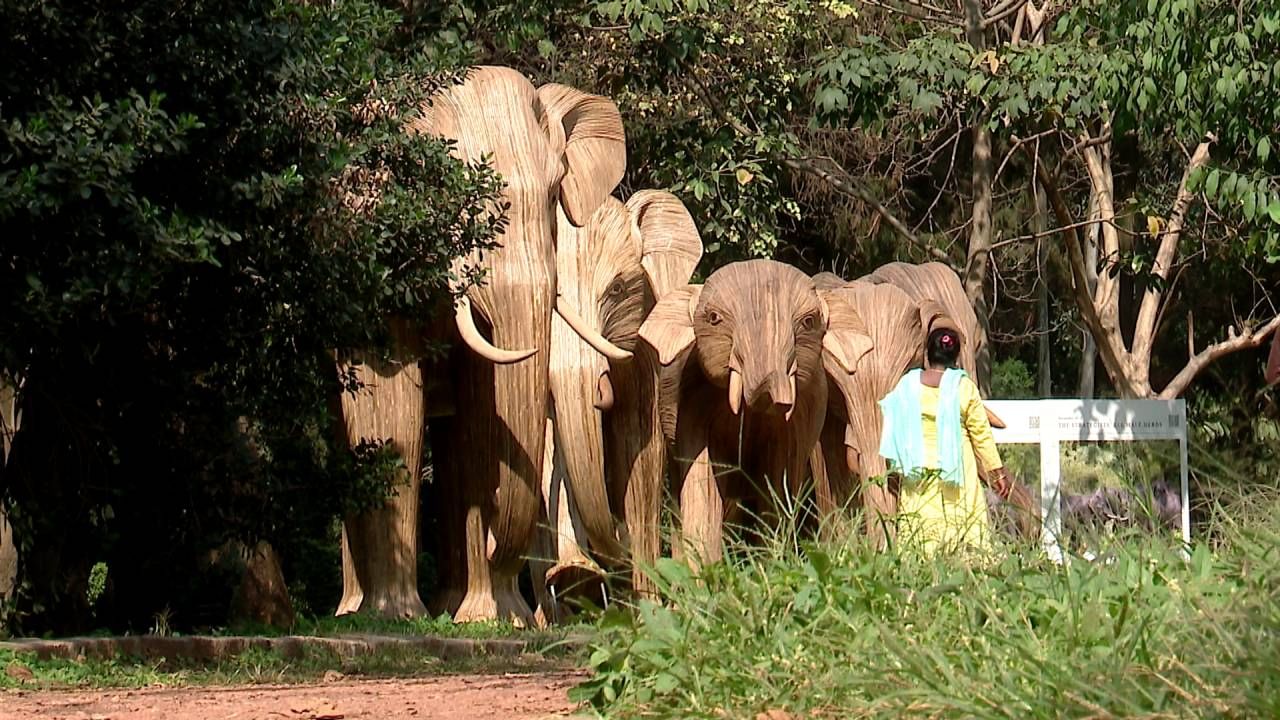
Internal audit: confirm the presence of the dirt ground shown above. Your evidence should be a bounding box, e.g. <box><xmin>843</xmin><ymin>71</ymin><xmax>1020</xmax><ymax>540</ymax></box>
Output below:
<box><xmin>0</xmin><ymin>671</ymin><xmax>589</xmax><ymax>720</ymax></box>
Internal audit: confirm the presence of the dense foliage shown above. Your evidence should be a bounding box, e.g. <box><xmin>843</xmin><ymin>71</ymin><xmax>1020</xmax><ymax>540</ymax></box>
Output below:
<box><xmin>575</xmin><ymin>490</ymin><xmax>1280</xmax><ymax>718</ymax></box>
<box><xmin>0</xmin><ymin>0</ymin><xmax>502</xmax><ymax>632</ymax></box>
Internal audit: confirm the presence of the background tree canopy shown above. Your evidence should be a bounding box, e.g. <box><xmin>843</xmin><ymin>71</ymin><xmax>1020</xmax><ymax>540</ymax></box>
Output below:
<box><xmin>0</xmin><ymin>0</ymin><xmax>503</xmax><ymax>631</ymax></box>
<box><xmin>2</xmin><ymin>0</ymin><xmax>1276</xmax><ymax>634</ymax></box>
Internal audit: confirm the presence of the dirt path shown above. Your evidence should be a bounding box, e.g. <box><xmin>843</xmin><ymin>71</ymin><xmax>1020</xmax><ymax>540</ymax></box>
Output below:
<box><xmin>0</xmin><ymin>671</ymin><xmax>589</xmax><ymax>720</ymax></box>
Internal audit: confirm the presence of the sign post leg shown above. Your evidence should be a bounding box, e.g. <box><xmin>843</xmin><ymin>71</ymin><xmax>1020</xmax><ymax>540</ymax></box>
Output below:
<box><xmin>1040</xmin><ymin>432</ymin><xmax>1064</xmax><ymax>564</ymax></box>
<box><xmin>1179</xmin><ymin>433</ymin><xmax>1191</xmax><ymax>561</ymax></box>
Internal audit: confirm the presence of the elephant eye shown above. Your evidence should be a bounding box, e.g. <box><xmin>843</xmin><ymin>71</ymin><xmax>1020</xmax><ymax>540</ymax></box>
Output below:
<box><xmin>799</xmin><ymin>312</ymin><xmax>820</xmax><ymax>331</ymax></box>
<box><xmin>707</xmin><ymin>309</ymin><xmax>723</xmax><ymax>325</ymax></box>
<box><xmin>608</xmin><ymin>280</ymin><xmax>625</xmax><ymax>297</ymax></box>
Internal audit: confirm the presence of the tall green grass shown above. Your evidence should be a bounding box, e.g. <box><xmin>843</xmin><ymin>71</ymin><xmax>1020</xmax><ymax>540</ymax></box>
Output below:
<box><xmin>573</xmin><ymin>493</ymin><xmax>1280</xmax><ymax>718</ymax></box>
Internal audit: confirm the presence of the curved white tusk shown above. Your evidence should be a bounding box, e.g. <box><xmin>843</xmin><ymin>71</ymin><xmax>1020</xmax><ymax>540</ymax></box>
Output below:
<box><xmin>555</xmin><ymin>295</ymin><xmax>633</xmax><ymax>362</ymax></box>
<box><xmin>454</xmin><ymin>296</ymin><xmax>537</xmax><ymax>364</ymax></box>
<box><xmin>728</xmin><ymin>368</ymin><xmax>743</xmax><ymax>415</ymax></box>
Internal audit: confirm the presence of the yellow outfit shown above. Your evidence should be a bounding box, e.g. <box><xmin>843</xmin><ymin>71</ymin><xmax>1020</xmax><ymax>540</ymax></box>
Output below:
<box><xmin>895</xmin><ymin>376</ymin><xmax>1004</xmax><ymax>555</ymax></box>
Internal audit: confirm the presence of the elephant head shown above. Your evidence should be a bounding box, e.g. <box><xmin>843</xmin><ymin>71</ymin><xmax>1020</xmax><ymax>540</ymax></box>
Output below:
<box><xmin>863</xmin><ymin>262</ymin><xmax>984</xmax><ymax>383</ymax></box>
<box><xmin>545</xmin><ymin>189</ymin><xmax>702</xmax><ymax>587</ymax></box>
<box><xmin>414</xmin><ymin>67</ymin><xmax>626</xmax><ymax>625</ymax></box>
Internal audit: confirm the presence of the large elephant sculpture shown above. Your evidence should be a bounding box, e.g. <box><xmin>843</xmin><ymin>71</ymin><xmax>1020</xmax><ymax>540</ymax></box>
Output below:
<box><xmin>532</xmin><ymin>190</ymin><xmax>703</xmax><ymax>613</ymax></box>
<box><xmin>410</xmin><ymin>67</ymin><xmax>627</xmax><ymax>626</ymax></box>
<box><xmin>638</xmin><ymin>259</ymin><xmax>875</xmax><ymax>564</ymax></box>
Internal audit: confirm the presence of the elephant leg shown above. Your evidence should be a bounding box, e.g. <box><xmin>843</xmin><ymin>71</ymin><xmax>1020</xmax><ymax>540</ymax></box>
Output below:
<box><xmin>529</xmin><ymin>417</ymin><xmax>559</xmax><ymax>627</ymax></box>
<box><xmin>811</xmin><ymin>420</ymin><xmax>860</xmax><ymax>541</ymax></box>
<box><xmin>672</xmin><ymin>407</ymin><xmax>724</xmax><ymax>567</ymax></box>
<box><xmin>430</xmin><ymin>348</ymin><xmax>540</xmax><ymax>628</ymax></box>
<box><xmin>334</xmin><ymin>320</ymin><xmax>428</xmax><ymax>619</ymax></box>
<box><xmin>863</xmin><ymin>480</ymin><xmax>899</xmax><ymax>550</ymax></box>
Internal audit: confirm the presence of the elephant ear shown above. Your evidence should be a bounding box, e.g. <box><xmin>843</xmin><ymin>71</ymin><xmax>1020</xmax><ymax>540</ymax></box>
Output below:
<box><xmin>818</xmin><ymin>289</ymin><xmax>875</xmax><ymax>374</ymax></box>
<box><xmin>639</xmin><ymin>285</ymin><xmax>702</xmax><ymax>366</ymax></box>
<box><xmin>537</xmin><ymin>84</ymin><xmax>627</xmax><ymax>227</ymax></box>
<box><xmin>626</xmin><ymin>190</ymin><xmax>704</xmax><ymax>299</ymax></box>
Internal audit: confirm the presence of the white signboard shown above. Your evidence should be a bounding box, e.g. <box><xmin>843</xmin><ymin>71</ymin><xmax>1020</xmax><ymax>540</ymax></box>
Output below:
<box><xmin>984</xmin><ymin>399</ymin><xmax>1190</xmax><ymax>562</ymax></box>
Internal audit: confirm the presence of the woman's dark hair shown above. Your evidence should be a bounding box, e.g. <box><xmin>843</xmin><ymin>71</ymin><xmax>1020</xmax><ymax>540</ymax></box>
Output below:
<box><xmin>927</xmin><ymin>327</ymin><xmax>962</xmax><ymax>368</ymax></box>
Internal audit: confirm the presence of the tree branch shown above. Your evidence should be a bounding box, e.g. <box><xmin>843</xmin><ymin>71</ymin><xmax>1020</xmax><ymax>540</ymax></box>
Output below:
<box><xmin>1158</xmin><ymin>314</ymin><xmax>1280</xmax><ymax>399</ymax></box>
<box><xmin>1028</xmin><ymin>149</ymin><xmax>1142</xmax><ymax>397</ymax></box>
<box><xmin>1131</xmin><ymin>134</ymin><xmax>1216</xmax><ymax>366</ymax></box>
<box><xmin>783</xmin><ymin>155</ymin><xmax>955</xmax><ymax>265</ymax></box>
<box><xmin>983</xmin><ymin>0</ymin><xmax>1029</xmax><ymax>28</ymax></box>
<box><xmin>989</xmin><ymin>216</ymin><xmax>1136</xmax><ymax>251</ymax></box>
<box><xmin>1079</xmin><ymin>130</ymin><xmax>1123</xmax><ymax>368</ymax></box>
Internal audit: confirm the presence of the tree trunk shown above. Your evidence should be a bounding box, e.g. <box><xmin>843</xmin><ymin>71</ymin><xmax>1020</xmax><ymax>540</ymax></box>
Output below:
<box><xmin>963</xmin><ymin>0</ymin><xmax>994</xmax><ymax>395</ymax></box>
<box><xmin>0</xmin><ymin>378</ymin><xmax>17</xmax><ymax>600</ymax></box>
<box><xmin>335</xmin><ymin>318</ymin><xmax>428</xmax><ymax>618</ymax></box>
<box><xmin>1077</xmin><ymin>190</ymin><xmax>1100</xmax><ymax>397</ymax></box>
<box><xmin>1035</xmin><ymin>185</ymin><xmax>1052</xmax><ymax>397</ymax></box>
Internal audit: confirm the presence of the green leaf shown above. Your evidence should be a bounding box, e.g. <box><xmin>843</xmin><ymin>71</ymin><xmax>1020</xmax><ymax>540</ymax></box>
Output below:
<box><xmin>654</xmin><ymin>672</ymin><xmax>680</xmax><ymax>694</ymax></box>
<box><xmin>1206</xmin><ymin>169</ymin><xmax>1221</xmax><ymax>197</ymax></box>
<box><xmin>1259</xmin><ymin>137</ymin><xmax>1272</xmax><ymax>163</ymax></box>
<box><xmin>1175</xmin><ymin>71</ymin><xmax>1187</xmax><ymax>96</ymax></box>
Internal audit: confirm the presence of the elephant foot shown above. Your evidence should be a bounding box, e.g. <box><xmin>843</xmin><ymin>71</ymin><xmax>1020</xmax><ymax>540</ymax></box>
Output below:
<box><xmin>453</xmin><ymin>571</ymin><xmax>537</xmax><ymax>628</ymax></box>
<box><xmin>334</xmin><ymin>589</ymin><xmax>363</xmax><ymax>617</ymax></box>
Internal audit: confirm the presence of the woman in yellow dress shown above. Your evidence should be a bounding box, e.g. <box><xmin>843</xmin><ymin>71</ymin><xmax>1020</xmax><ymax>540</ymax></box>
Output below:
<box><xmin>878</xmin><ymin>323</ymin><xmax>1012</xmax><ymax>556</ymax></box>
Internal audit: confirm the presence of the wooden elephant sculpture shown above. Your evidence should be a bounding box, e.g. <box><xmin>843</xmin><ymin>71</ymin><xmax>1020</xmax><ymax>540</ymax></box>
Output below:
<box><xmin>384</xmin><ymin>66</ymin><xmax>627</xmax><ymax>626</ymax></box>
<box><xmin>638</xmin><ymin>259</ymin><xmax>877</xmax><ymax>565</ymax></box>
<box><xmin>533</xmin><ymin>189</ymin><xmax>703</xmax><ymax>618</ymax></box>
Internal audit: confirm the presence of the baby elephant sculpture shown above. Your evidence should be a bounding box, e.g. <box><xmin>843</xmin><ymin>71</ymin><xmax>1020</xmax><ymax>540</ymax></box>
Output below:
<box><xmin>639</xmin><ymin>259</ymin><xmax>876</xmax><ymax>564</ymax></box>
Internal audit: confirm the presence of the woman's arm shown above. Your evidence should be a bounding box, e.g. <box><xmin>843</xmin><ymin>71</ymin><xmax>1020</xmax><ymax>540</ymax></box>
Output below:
<box><xmin>960</xmin><ymin>377</ymin><xmax>1003</xmax><ymax>473</ymax></box>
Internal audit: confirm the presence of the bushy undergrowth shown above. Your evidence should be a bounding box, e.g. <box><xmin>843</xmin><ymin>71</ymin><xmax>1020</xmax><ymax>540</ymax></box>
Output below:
<box><xmin>574</xmin><ymin>500</ymin><xmax>1280</xmax><ymax>718</ymax></box>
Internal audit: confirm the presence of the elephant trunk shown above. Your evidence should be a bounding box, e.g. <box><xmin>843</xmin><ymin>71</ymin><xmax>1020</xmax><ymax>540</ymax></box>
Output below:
<box><xmin>738</xmin><ymin>350</ymin><xmax>797</xmax><ymax>418</ymax></box>
<box><xmin>471</xmin><ymin>244</ymin><xmax>555</xmax><ymax>573</ymax></box>
<box><xmin>550</xmin><ymin>312</ymin><xmax>625</xmax><ymax>565</ymax></box>
<box><xmin>556</xmin><ymin>295</ymin><xmax>633</xmax><ymax>362</ymax></box>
